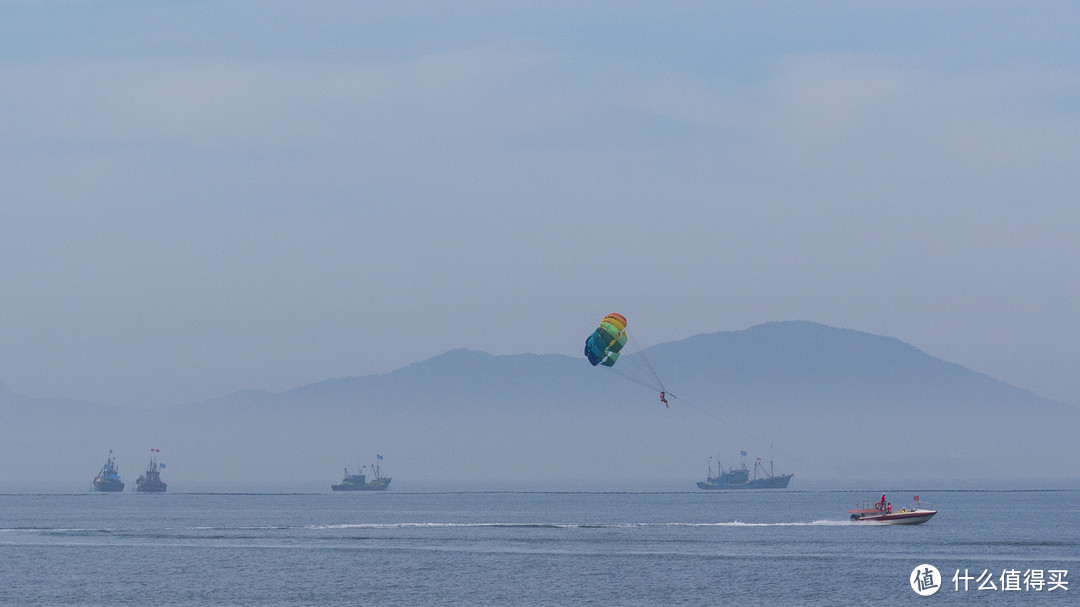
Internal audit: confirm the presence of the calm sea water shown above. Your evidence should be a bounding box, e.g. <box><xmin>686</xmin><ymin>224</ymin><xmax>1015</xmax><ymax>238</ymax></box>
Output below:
<box><xmin>1</xmin><ymin>489</ymin><xmax>1076</xmax><ymax>606</ymax></box>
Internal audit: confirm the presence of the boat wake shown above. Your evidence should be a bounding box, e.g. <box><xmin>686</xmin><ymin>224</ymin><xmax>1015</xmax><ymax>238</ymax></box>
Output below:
<box><xmin>4</xmin><ymin>520</ymin><xmax>852</xmax><ymax>537</ymax></box>
<box><xmin>308</xmin><ymin>520</ymin><xmax>848</xmax><ymax>530</ymax></box>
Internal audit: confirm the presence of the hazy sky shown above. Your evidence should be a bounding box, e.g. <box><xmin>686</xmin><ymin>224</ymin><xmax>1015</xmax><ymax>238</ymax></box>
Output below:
<box><xmin>3</xmin><ymin>2</ymin><xmax>1079</xmax><ymax>409</ymax></box>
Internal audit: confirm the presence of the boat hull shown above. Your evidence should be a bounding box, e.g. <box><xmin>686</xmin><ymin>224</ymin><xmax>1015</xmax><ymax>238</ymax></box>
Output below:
<box><xmin>851</xmin><ymin>509</ymin><xmax>936</xmax><ymax>525</ymax></box>
<box><xmin>697</xmin><ymin>474</ymin><xmax>793</xmax><ymax>490</ymax></box>
<box><xmin>93</xmin><ymin>479</ymin><xmax>125</xmax><ymax>492</ymax></box>
<box><xmin>332</xmin><ymin>478</ymin><xmax>391</xmax><ymax>491</ymax></box>
<box><xmin>763</xmin><ymin>474</ymin><xmax>794</xmax><ymax>488</ymax></box>
<box><xmin>136</xmin><ymin>483</ymin><xmax>167</xmax><ymax>492</ymax></box>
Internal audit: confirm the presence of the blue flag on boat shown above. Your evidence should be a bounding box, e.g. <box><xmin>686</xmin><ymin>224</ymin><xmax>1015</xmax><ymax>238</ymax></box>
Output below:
<box><xmin>159</xmin><ymin>463</ymin><xmax>166</xmax><ymax>469</ymax></box>
<box><xmin>740</xmin><ymin>451</ymin><xmax>747</xmax><ymax>457</ymax></box>
<box><xmin>376</xmin><ymin>454</ymin><xmax>383</xmax><ymax>460</ymax></box>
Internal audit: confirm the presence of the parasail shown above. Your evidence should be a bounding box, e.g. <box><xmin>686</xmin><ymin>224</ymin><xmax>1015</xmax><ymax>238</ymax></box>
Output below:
<box><xmin>584</xmin><ymin>313</ymin><xmax>628</xmax><ymax>367</ymax></box>
<box><xmin>584</xmin><ymin>312</ymin><xmax>671</xmax><ymax>406</ymax></box>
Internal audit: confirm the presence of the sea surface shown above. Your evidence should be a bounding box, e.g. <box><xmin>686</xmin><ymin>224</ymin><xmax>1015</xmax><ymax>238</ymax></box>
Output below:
<box><xmin>1</xmin><ymin>488</ymin><xmax>1076</xmax><ymax>606</ymax></box>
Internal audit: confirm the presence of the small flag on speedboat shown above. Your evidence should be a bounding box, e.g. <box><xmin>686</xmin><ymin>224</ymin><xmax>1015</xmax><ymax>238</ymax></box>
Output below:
<box><xmin>377</xmin><ymin>454</ymin><xmax>383</xmax><ymax>460</ymax></box>
<box><xmin>914</xmin><ymin>495</ymin><xmax>919</xmax><ymax>502</ymax></box>
<box><xmin>740</xmin><ymin>451</ymin><xmax>747</xmax><ymax>456</ymax></box>
<box><xmin>159</xmin><ymin>463</ymin><xmax>166</xmax><ymax>469</ymax></box>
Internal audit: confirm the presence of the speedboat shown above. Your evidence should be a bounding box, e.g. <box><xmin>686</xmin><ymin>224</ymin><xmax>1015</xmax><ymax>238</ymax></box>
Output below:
<box><xmin>849</xmin><ymin>495</ymin><xmax>936</xmax><ymax>525</ymax></box>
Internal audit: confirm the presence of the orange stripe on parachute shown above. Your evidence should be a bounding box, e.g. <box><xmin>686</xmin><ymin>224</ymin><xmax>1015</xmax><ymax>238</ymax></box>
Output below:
<box><xmin>602</xmin><ymin>313</ymin><xmax>627</xmax><ymax>331</ymax></box>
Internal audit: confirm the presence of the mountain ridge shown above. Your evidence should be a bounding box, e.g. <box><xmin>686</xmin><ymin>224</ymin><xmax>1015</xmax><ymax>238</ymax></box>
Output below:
<box><xmin>2</xmin><ymin>321</ymin><xmax>1077</xmax><ymax>487</ymax></box>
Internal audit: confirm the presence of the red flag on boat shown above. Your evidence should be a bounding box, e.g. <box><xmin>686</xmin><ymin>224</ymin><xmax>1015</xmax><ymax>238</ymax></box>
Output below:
<box><xmin>914</xmin><ymin>495</ymin><xmax>920</xmax><ymax>502</ymax></box>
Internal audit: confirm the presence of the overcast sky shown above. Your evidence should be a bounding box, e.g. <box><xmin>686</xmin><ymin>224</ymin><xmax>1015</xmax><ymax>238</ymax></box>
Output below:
<box><xmin>2</xmin><ymin>2</ymin><xmax>1079</xmax><ymax>409</ymax></box>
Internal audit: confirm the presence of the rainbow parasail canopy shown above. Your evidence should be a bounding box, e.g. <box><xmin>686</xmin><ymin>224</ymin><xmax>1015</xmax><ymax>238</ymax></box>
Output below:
<box><xmin>584</xmin><ymin>313</ymin><xmax>628</xmax><ymax>367</ymax></box>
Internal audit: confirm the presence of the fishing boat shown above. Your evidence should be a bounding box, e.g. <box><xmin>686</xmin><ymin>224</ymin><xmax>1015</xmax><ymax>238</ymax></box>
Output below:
<box><xmin>331</xmin><ymin>459</ymin><xmax>391</xmax><ymax>491</ymax></box>
<box><xmin>747</xmin><ymin>455</ymin><xmax>794</xmax><ymax>488</ymax></box>
<box><xmin>849</xmin><ymin>495</ymin><xmax>936</xmax><ymax>524</ymax></box>
<box><xmin>697</xmin><ymin>451</ymin><xmax>793</xmax><ymax>490</ymax></box>
<box><xmin>91</xmin><ymin>450</ymin><xmax>125</xmax><ymax>492</ymax></box>
<box><xmin>135</xmin><ymin>449</ymin><xmax>167</xmax><ymax>493</ymax></box>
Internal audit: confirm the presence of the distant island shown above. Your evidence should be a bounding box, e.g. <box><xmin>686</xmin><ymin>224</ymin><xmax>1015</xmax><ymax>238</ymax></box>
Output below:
<box><xmin>2</xmin><ymin>321</ymin><xmax>1078</xmax><ymax>487</ymax></box>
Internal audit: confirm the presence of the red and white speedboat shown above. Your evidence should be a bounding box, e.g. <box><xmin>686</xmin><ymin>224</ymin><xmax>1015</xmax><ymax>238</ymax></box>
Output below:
<box><xmin>849</xmin><ymin>495</ymin><xmax>936</xmax><ymax>525</ymax></box>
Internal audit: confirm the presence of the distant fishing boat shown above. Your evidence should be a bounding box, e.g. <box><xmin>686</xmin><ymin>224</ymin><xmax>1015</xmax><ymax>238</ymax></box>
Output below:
<box><xmin>697</xmin><ymin>451</ymin><xmax>793</xmax><ymax>490</ymax></box>
<box><xmin>91</xmin><ymin>450</ymin><xmax>125</xmax><ymax>492</ymax></box>
<box><xmin>331</xmin><ymin>458</ymin><xmax>391</xmax><ymax>491</ymax></box>
<box><xmin>135</xmin><ymin>449</ymin><xmax>167</xmax><ymax>493</ymax></box>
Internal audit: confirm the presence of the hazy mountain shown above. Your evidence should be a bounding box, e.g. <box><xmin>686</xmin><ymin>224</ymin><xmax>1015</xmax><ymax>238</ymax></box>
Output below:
<box><xmin>3</xmin><ymin>321</ymin><xmax>1078</xmax><ymax>490</ymax></box>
